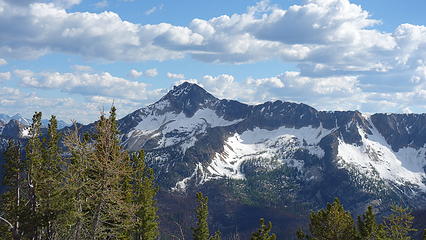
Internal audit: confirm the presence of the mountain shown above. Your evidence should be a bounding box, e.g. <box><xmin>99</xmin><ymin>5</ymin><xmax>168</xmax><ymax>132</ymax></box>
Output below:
<box><xmin>116</xmin><ymin>82</ymin><xmax>426</xmax><ymax>208</ymax></box>
<box><xmin>1</xmin><ymin>82</ymin><xmax>426</xmax><ymax>237</ymax></box>
<box><xmin>113</xmin><ymin>82</ymin><xmax>426</xmax><ymax>236</ymax></box>
<box><xmin>0</xmin><ymin>113</ymin><xmax>69</xmax><ymax>129</ymax></box>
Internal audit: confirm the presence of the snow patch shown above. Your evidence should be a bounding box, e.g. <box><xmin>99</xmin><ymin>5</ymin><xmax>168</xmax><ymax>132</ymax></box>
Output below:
<box><xmin>205</xmin><ymin>125</ymin><xmax>332</xmax><ymax>181</ymax></box>
<box><xmin>337</xmin><ymin>124</ymin><xmax>426</xmax><ymax>191</ymax></box>
<box><xmin>128</xmin><ymin>108</ymin><xmax>243</xmax><ymax>151</ymax></box>
<box><xmin>21</xmin><ymin>127</ymin><xmax>30</xmax><ymax>138</ymax></box>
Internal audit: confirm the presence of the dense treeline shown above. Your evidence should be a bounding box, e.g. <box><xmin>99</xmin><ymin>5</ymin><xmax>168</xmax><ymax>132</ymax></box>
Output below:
<box><xmin>0</xmin><ymin>108</ymin><xmax>424</xmax><ymax>239</ymax></box>
<box><xmin>0</xmin><ymin>108</ymin><xmax>159</xmax><ymax>239</ymax></box>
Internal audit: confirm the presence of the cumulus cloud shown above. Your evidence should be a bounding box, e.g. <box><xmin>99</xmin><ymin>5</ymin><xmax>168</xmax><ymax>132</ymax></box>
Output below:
<box><xmin>0</xmin><ymin>0</ymin><xmax>425</xmax><ymax>78</ymax></box>
<box><xmin>167</xmin><ymin>72</ymin><xmax>185</xmax><ymax>79</ymax></box>
<box><xmin>0</xmin><ymin>0</ymin><xmax>182</xmax><ymax>61</ymax></box>
<box><xmin>15</xmin><ymin>69</ymin><xmax>163</xmax><ymax>100</ymax></box>
<box><xmin>0</xmin><ymin>58</ymin><xmax>7</xmax><ymax>65</ymax></box>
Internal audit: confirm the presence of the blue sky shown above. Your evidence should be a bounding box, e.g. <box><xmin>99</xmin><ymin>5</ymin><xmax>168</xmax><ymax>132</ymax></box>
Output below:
<box><xmin>1</xmin><ymin>0</ymin><xmax>426</xmax><ymax>123</ymax></box>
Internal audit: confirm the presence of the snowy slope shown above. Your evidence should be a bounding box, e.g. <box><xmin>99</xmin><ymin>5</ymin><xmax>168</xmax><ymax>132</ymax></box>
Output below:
<box><xmin>205</xmin><ymin>125</ymin><xmax>332</xmax><ymax>181</ymax></box>
<box><xmin>337</xmin><ymin>120</ymin><xmax>426</xmax><ymax>192</ymax></box>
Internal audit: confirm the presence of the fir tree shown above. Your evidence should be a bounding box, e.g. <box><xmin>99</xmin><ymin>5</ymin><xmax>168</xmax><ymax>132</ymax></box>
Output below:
<box><xmin>250</xmin><ymin>218</ymin><xmax>276</xmax><ymax>240</ymax></box>
<box><xmin>0</xmin><ymin>139</ymin><xmax>27</xmax><ymax>240</ymax></box>
<box><xmin>131</xmin><ymin>150</ymin><xmax>160</xmax><ymax>240</ymax></box>
<box><xmin>88</xmin><ymin>107</ymin><xmax>134</xmax><ymax>239</ymax></box>
<box><xmin>357</xmin><ymin>206</ymin><xmax>386</xmax><ymax>240</ymax></box>
<box><xmin>193</xmin><ymin>192</ymin><xmax>210</xmax><ymax>240</ymax></box>
<box><xmin>38</xmin><ymin>115</ymin><xmax>64</xmax><ymax>239</ymax></box>
<box><xmin>382</xmin><ymin>206</ymin><xmax>416</xmax><ymax>240</ymax></box>
<box><xmin>297</xmin><ymin>198</ymin><xmax>357</xmax><ymax>240</ymax></box>
<box><xmin>26</xmin><ymin>112</ymin><xmax>44</xmax><ymax>240</ymax></box>
<box><xmin>62</xmin><ymin>122</ymin><xmax>95</xmax><ymax>240</ymax></box>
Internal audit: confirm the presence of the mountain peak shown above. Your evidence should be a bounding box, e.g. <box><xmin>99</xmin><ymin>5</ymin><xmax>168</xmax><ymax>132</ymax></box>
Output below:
<box><xmin>159</xmin><ymin>82</ymin><xmax>218</xmax><ymax>117</ymax></box>
<box><xmin>163</xmin><ymin>82</ymin><xmax>214</xmax><ymax>99</ymax></box>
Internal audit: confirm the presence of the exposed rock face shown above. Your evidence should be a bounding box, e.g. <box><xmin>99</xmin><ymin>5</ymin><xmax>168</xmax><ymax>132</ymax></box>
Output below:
<box><xmin>114</xmin><ymin>83</ymin><xmax>426</xmax><ymax>212</ymax></box>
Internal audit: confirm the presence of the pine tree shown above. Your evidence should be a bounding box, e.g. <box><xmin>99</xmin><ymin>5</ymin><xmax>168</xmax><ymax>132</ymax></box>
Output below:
<box><xmin>357</xmin><ymin>206</ymin><xmax>386</xmax><ymax>240</ymax></box>
<box><xmin>38</xmin><ymin>115</ymin><xmax>64</xmax><ymax>239</ymax></box>
<box><xmin>193</xmin><ymin>192</ymin><xmax>210</xmax><ymax>240</ymax></box>
<box><xmin>26</xmin><ymin>112</ymin><xmax>44</xmax><ymax>240</ymax></box>
<box><xmin>0</xmin><ymin>139</ymin><xmax>27</xmax><ymax>240</ymax></box>
<box><xmin>88</xmin><ymin>107</ymin><xmax>134</xmax><ymax>239</ymax></box>
<box><xmin>250</xmin><ymin>218</ymin><xmax>276</xmax><ymax>240</ymax></box>
<box><xmin>62</xmin><ymin>122</ymin><xmax>95</xmax><ymax>240</ymax></box>
<box><xmin>382</xmin><ymin>206</ymin><xmax>416</xmax><ymax>240</ymax></box>
<box><xmin>423</xmin><ymin>229</ymin><xmax>426</xmax><ymax>240</ymax></box>
<box><xmin>131</xmin><ymin>150</ymin><xmax>160</xmax><ymax>240</ymax></box>
<box><xmin>297</xmin><ymin>198</ymin><xmax>357</xmax><ymax>240</ymax></box>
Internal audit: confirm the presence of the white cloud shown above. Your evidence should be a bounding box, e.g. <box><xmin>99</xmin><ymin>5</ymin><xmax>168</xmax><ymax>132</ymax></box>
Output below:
<box><xmin>16</xmin><ymin>69</ymin><xmax>163</xmax><ymax>100</ymax></box>
<box><xmin>129</xmin><ymin>68</ymin><xmax>158</xmax><ymax>78</ymax></box>
<box><xmin>167</xmin><ymin>72</ymin><xmax>185</xmax><ymax>79</ymax></box>
<box><xmin>144</xmin><ymin>68</ymin><xmax>158</xmax><ymax>77</ymax></box>
<box><xmin>0</xmin><ymin>72</ymin><xmax>11</xmax><ymax>81</ymax></box>
<box><xmin>0</xmin><ymin>0</ymin><xmax>424</xmax><ymax>80</ymax></box>
<box><xmin>0</xmin><ymin>1</ymin><xmax>182</xmax><ymax>61</ymax></box>
<box><xmin>0</xmin><ymin>58</ymin><xmax>7</xmax><ymax>65</ymax></box>
<box><xmin>129</xmin><ymin>69</ymin><xmax>143</xmax><ymax>78</ymax></box>
<box><xmin>246</xmin><ymin>76</ymin><xmax>284</xmax><ymax>88</ymax></box>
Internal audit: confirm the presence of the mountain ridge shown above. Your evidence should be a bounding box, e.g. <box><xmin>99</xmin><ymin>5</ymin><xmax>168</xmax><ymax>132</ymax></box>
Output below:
<box><xmin>110</xmin><ymin>82</ymin><xmax>426</xmax><ymax>212</ymax></box>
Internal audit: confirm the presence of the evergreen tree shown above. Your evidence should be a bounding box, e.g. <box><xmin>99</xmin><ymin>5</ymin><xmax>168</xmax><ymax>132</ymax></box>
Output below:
<box><xmin>423</xmin><ymin>229</ymin><xmax>426</xmax><ymax>240</ymax></box>
<box><xmin>382</xmin><ymin>206</ymin><xmax>416</xmax><ymax>240</ymax></box>
<box><xmin>0</xmin><ymin>139</ymin><xmax>27</xmax><ymax>240</ymax></box>
<box><xmin>250</xmin><ymin>218</ymin><xmax>276</xmax><ymax>240</ymax></box>
<box><xmin>297</xmin><ymin>198</ymin><xmax>357</xmax><ymax>240</ymax></box>
<box><xmin>131</xmin><ymin>150</ymin><xmax>160</xmax><ymax>240</ymax></box>
<box><xmin>62</xmin><ymin>122</ymin><xmax>95</xmax><ymax>240</ymax></box>
<box><xmin>357</xmin><ymin>206</ymin><xmax>386</xmax><ymax>240</ymax></box>
<box><xmin>26</xmin><ymin>112</ymin><xmax>44</xmax><ymax>240</ymax></box>
<box><xmin>38</xmin><ymin>115</ymin><xmax>64</xmax><ymax>239</ymax></box>
<box><xmin>193</xmin><ymin>192</ymin><xmax>210</xmax><ymax>240</ymax></box>
<box><xmin>88</xmin><ymin>107</ymin><xmax>134</xmax><ymax>239</ymax></box>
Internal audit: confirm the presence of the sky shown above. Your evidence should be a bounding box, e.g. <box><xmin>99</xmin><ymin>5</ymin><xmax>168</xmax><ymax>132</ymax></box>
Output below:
<box><xmin>1</xmin><ymin>0</ymin><xmax>426</xmax><ymax>123</ymax></box>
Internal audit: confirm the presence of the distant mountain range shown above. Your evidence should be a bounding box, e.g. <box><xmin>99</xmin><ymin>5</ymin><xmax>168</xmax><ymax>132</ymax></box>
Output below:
<box><xmin>0</xmin><ymin>113</ymin><xmax>69</xmax><ymax>129</ymax></box>
<box><xmin>1</xmin><ymin>82</ymin><xmax>426</xmax><ymax>238</ymax></box>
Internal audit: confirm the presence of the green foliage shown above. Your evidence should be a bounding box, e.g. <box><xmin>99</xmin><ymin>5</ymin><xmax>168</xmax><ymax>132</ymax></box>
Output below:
<box><xmin>193</xmin><ymin>192</ymin><xmax>210</xmax><ymax>240</ymax></box>
<box><xmin>132</xmin><ymin>150</ymin><xmax>160</xmax><ymax>240</ymax></box>
<box><xmin>297</xmin><ymin>198</ymin><xmax>357</xmax><ymax>240</ymax></box>
<box><xmin>250</xmin><ymin>218</ymin><xmax>276</xmax><ymax>240</ymax></box>
<box><xmin>191</xmin><ymin>192</ymin><xmax>222</xmax><ymax>240</ymax></box>
<box><xmin>0</xmin><ymin>139</ymin><xmax>28</xmax><ymax>240</ymax></box>
<box><xmin>357</xmin><ymin>206</ymin><xmax>386</xmax><ymax>240</ymax></box>
<box><xmin>382</xmin><ymin>205</ymin><xmax>417</xmax><ymax>240</ymax></box>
